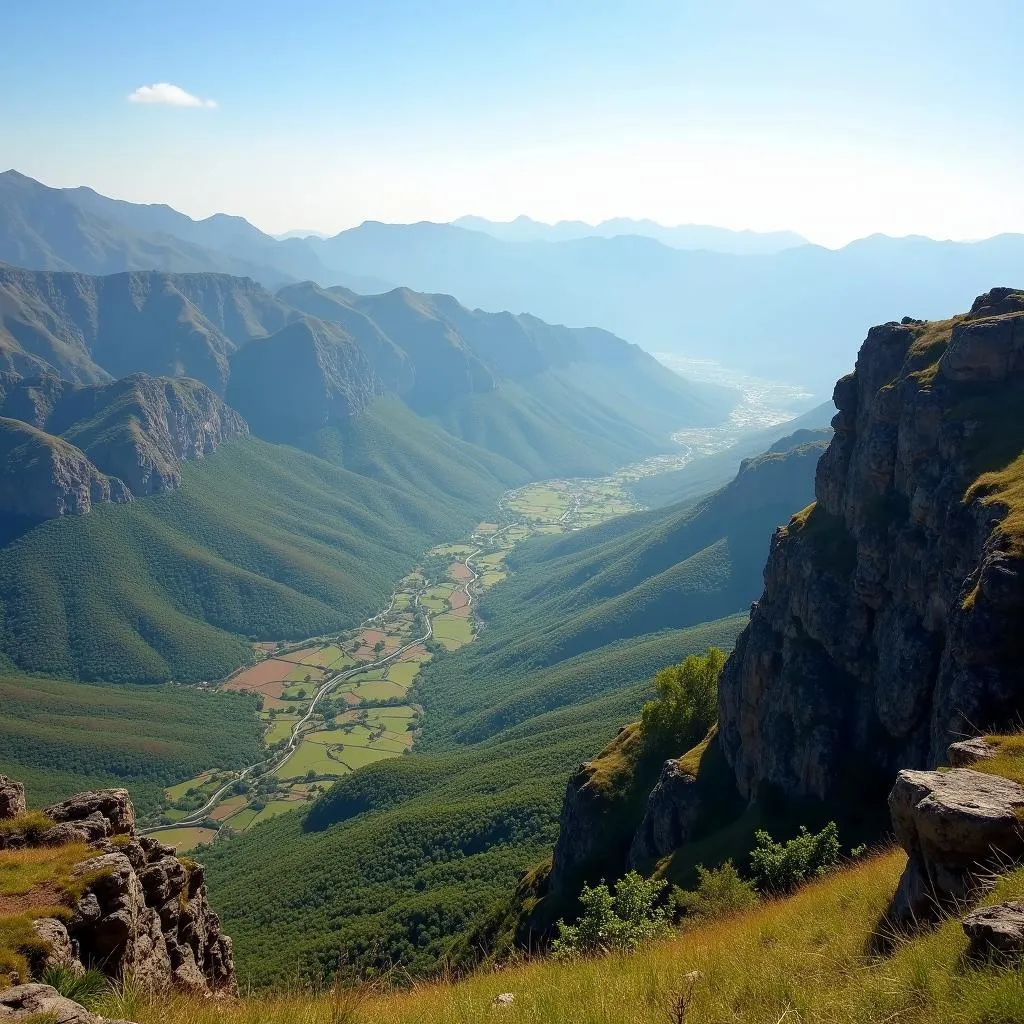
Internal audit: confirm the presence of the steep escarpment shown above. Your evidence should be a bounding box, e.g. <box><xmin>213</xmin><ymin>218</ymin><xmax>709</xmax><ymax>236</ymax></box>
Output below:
<box><xmin>0</xmin><ymin>776</ymin><xmax>235</xmax><ymax>998</ymax></box>
<box><xmin>226</xmin><ymin>317</ymin><xmax>382</xmax><ymax>439</ymax></box>
<box><xmin>719</xmin><ymin>287</ymin><xmax>1024</xmax><ymax>803</ymax></box>
<box><xmin>0</xmin><ymin>373</ymin><xmax>246</xmax><ymax>521</ymax></box>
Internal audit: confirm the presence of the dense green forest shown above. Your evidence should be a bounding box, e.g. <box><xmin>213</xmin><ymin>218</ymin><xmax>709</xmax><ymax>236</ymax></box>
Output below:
<box><xmin>0</xmin><ymin>671</ymin><xmax>263</xmax><ymax>815</ymax></box>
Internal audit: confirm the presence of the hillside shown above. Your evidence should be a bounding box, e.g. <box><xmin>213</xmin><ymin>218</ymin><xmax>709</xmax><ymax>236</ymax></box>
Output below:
<box><xmin>0</xmin><ymin>373</ymin><xmax>246</xmax><ymax>526</ymax></box>
<box><xmin>0</xmin><ymin>267</ymin><xmax>733</xmax><ymax>479</ymax></box>
<box><xmin>410</xmin><ymin>436</ymin><xmax>828</xmax><ymax>751</ymax></box>
<box><xmin>0</xmin><ymin>412</ymin><xmax>521</xmax><ymax>684</ymax></box>
<box><xmin>631</xmin><ymin>400</ymin><xmax>835</xmax><ymax>508</ymax></box>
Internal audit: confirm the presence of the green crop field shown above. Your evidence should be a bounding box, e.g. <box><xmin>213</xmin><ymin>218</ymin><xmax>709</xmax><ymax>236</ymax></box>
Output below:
<box><xmin>156</xmin><ymin>826</ymin><xmax>218</xmax><ymax>853</ymax></box>
<box><xmin>387</xmin><ymin>662</ymin><xmax>420</xmax><ymax>687</ymax></box>
<box><xmin>431</xmin><ymin>614</ymin><xmax>474</xmax><ymax>649</ymax></box>
<box><xmin>274</xmin><ymin>736</ymin><xmax>346</xmax><ymax>780</ymax></box>
<box><xmin>351</xmin><ymin>680</ymin><xmax>408</xmax><ymax>701</ymax></box>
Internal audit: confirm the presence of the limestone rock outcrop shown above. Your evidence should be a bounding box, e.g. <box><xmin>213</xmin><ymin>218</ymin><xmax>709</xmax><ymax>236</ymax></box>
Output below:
<box><xmin>0</xmin><ymin>372</ymin><xmax>247</xmax><ymax>520</ymax></box>
<box><xmin>627</xmin><ymin>759</ymin><xmax>702</xmax><ymax>868</ymax></box>
<box><xmin>0</xmin><ymin>782</ymin><xmax>236</xmax><ymax>997</ymax></box>
<box><xmin>719</xmin><ymin>288</ymin><xmax>1024</xmax><ymax>803</ymax></box>
<box><xmin>0</xmin><ymin>776</ymin><xmax>25</xmax><ymax>819</ymax></box>
<box><xmin>887</xmin><ymin>767</ymin><xmax>1024</xmax><ymax>924</ymax></box>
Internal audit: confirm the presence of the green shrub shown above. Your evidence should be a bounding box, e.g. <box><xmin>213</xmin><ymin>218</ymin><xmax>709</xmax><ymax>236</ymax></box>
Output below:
<box><xmin>552</xmin><ymin>871</ymin><xmax>668</xmax><ymax>959</ymax></box>
<box><xmin>671</xmin><ymin>860</ymin><xmax>759</xmax><ymax>921</ymax></box>
<box><xmin>748</xmin><ymin>821</ymin><xmax>842</xmax><ymax>895</ymax></box>
<box><xmin>640</xmin><ymin>648</ymin><xmax>724</xmax><ymax>756</ymax></box>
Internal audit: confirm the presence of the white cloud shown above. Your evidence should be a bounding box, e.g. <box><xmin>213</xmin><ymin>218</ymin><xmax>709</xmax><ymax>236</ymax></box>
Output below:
<box><xmin>127</xmin><ymin>83</ymin><xmax>217</xmax><ymax>109</ymax></box>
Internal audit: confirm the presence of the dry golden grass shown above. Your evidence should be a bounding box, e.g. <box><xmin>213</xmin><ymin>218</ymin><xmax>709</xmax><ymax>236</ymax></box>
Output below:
<box><xmin>111</xmin><ymin>849</ymin><xmax>1024</xmax><ymax>1024</ymax></box>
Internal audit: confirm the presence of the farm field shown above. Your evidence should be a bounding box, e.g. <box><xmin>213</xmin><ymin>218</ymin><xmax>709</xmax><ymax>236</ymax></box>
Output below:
<box><xmin>155</xmin><ymin>826</ymin><xmax>218</xmax><ymax>852</ymax></box>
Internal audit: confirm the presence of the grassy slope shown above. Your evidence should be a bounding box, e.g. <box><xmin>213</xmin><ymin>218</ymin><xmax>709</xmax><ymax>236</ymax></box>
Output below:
<box><xmin>0</xmin><ymin>407</ymin><xmax>519</xmax><ymax>684</ymax></box>
<box><xmin>0</xmin><ymin>671</ymin><xmax>263</xmax><ymax>816</ymax></box>
<box><xmin>125</xmin><ymin>850</ymin><xmax>1024</xmax><ymax>1024</ymax></box>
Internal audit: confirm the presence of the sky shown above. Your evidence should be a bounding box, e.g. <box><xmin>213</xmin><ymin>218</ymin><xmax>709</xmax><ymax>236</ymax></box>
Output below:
<box><xmin>2</xmin><ymin>0</ymin><xmax>1022</xmax><ymax>247</ymax></box>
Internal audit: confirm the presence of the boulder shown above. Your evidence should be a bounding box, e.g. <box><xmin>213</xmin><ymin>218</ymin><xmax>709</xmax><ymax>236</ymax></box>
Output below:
<box><xmin>45</xmin><ymin>789</ymin><xmax>135</xmax><ymax>835</ymax></box>
<box><xmin>0</xmin><ymin>776</ymin><xmax>26</xmax><ymax>819</ymax></box>
<box><xmin>0</xmin><ymin>983</ymin><xmax>136</xmax><ymax>1023</ymax></box>
<box><xmin>962</xmin><ymin>901</ymin><xmax>1024</xmax><ymax>962</ymax></box>
<box><xmin>887</xmin><ymin>768</ymin><xmax>1024</xmax><ymax>924</ymax></box>
<box><xmin>948</xmin><ymin>737</ymin><xmax>997</xmax><ymax>768</ymax></box>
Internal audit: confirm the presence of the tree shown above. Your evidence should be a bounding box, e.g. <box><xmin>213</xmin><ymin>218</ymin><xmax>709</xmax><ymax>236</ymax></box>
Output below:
<box><xmin>670</xmin><ymin>860</ymin><xmax>758</xmax><ymax>921</ymax></box>
<box><xmin>640</xmin><ymin>647</ymin><xmax>725</xmax><ymax>754</ymax></box>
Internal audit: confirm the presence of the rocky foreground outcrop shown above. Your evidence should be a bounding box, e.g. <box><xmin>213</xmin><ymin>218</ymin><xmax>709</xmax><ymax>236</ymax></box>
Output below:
<box><xmin>0</xmin><ymin>982</ymin><xmax>134</xmax><ymax>1023</ymax></box>
<box><xmin>719</xmin><ymin>288</ymin><xmax>1024</xmax><ymax>802</ymax></box>
<box><xmin>887</xmin><ymin>763</ymin><xmax>1024</xmax><ymax>924</ymax></box>
<box><xmin>0</xmin><ymin>776</ymin><xmax>236</xmax><ymax>998</ymax></box>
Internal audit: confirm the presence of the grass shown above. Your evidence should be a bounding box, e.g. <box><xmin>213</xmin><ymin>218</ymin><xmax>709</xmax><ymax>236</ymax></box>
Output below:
<box><xmin>165</xmin><ymin>772</ymin><xmax>214</xmax><ymax>803</ymax></box>
<box><xmin>972</xmin><ymin>734</ymin><xmax>1024</xmax><ymax>786</ymax></box>
<box><xmin>387</xmin><ymin>662</ymin><xmax>421</xmax><ymax>687</ymax></box>
<box><xmin>98</xmin><ymin>850</ymin><xmax>1024</xmax><ymax>1024</ymax></box>
<box><xmin>0</xmin><ymin>840</ymin><xmax>95</xmax><ymax>985</ymax></box>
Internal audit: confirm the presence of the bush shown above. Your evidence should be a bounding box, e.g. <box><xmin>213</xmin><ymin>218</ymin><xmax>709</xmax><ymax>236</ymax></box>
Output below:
<box><xmin>748</xmin><ymin>821</ymin><xmax>842</xmax><ymax>895</ymax></box>
<box><xmin>552</xmin><ymin>871</ymin><xmax>669</xmax><ymax>959</ymax></box>
<box><xmin>671</xmin><ymin>860</ymin><xmax>759</xmax><ymax>921</ymax></box>
<box><xmin>640</xmin><ymin>648</ymin><xmax>725</xmax><ymax>755</ymax></box>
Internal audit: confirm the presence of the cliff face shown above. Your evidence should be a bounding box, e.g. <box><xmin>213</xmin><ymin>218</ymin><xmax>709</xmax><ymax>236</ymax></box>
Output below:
<box><xmin>718</xmin><ymin>288</ymin><xmax>1024</xmax><ymax>802</ymax></box>
<box><xmin>0</xmin><ymin>373</ymin><xmax>247</xmax><ymax>520</ymax></box>
<box><xmin>225</xmin><ymin>317</ymin><xmax>382</xmax><ymax>440</ymax></box>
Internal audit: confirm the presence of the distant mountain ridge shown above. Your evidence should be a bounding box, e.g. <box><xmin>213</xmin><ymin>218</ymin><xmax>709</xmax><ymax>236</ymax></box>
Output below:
<box><xmin>7</xmin><ymin>169</ymin><xmax>1024</xmax><ymax>392</ymax></box>
<box><xmin>0</xmin><ymin>266</ymin><xmax>732</xmax><ymax>480</ymax></box>
<box><xmin>453</xmin><ymin>214</ymin><xmax>808</xmax><ymax>254</ymax></box>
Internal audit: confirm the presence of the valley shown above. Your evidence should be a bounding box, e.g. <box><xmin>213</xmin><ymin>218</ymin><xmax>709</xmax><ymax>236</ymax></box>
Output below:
<box><xmin>146</xmin><ymin>470</ymin><xmax>649</xmax><ymax>850</ymax></box>
<box><xmin>147</xmin><ymin>377</ymin><xmax>813</xmax><ymax>851</ymax></box>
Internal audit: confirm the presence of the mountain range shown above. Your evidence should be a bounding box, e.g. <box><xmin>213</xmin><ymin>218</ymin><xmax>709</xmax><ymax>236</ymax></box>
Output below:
<box><xmin>452</xmin><ymin>215</ymin><xmax>809</xmax><ymax>253</ymax></box>
<box><xmin>5</xmin><ymin>170</ymin><xmax>1024</xmax><ymax>392</ymax></box>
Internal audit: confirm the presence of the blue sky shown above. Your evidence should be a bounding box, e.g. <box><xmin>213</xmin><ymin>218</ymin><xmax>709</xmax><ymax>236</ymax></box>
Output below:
<box><xmin>2</xmin><ymin>0</ymin><xmax>1022</xmax><ymax>245</ymax></box>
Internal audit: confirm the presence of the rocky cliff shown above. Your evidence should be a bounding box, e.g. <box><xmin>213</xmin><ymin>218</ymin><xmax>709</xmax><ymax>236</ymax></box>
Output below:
<box><xmin>0</xmin><ymin>776</ymin><xmax>235</xmax><ymax>998</ymax></box>
<box><xmin>0</xmin><ymin>372</ymin><xmax>247</xmax><ymax>520</ymax></box>
<box><xmin>718</xmin><ymin>287</ymin><xmax>1024</xmax><ymax>803</ymax></box>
